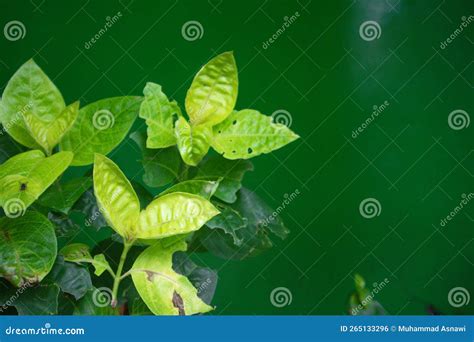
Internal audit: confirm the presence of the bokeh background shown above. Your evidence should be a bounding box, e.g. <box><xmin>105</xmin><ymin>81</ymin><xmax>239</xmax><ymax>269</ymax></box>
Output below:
<box><xmin>1</xmin><ymin>0</ymin><xmax>473</xmax><ymax>315</ymax></box>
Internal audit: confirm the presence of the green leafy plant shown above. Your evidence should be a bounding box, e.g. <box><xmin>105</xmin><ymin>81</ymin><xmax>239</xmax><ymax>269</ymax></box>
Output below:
<box><xmin>0</xmin><ymin>52</ymin><xmax>298</xmax><ymax>315</ymax></box>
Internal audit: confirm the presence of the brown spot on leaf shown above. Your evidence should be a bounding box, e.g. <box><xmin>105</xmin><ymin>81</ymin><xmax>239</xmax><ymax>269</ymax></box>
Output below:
<box><xmin>19</xmin><ymin>183</ymin><xmax>27</xmax><ymax>191</ymax></box>
<box><xmin>2</xmin><ymin>230</ymin><xmax>11</xmax><ymax>241</ymax></box>
<box><xmin>172</xmin><ymin>291</ymin><xmax>185</xmax><ymax>315</ymax></box>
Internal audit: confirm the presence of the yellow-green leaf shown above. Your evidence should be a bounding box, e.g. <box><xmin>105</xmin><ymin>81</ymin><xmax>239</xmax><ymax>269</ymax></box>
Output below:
<box><xmin>211</xmin><ymin>109</ymin><xmax>299</xmax><ymax>159</ymax></box>
<box><xmin>185</xmin><ymin>51</ymin><xmax>238</xmax><ymax>126</ymax></box>
<box><xmin>131</xmin><ymin>240</ymin><xmax>213</xmax><ymax>315</ymax></box>
<box><xmin>175</xmin><ymin>116</ymin><xmax>210</xmax><ymax>166</ymax></box>
<box><xmin>136</xmin><ymin>192</ymin><xmax>219</xmax><ymax>239</ymax></box>
<box><xmin>93</xmin><ymin>154</ymin><xmax>140</xmax><ymax>238</ymax></box>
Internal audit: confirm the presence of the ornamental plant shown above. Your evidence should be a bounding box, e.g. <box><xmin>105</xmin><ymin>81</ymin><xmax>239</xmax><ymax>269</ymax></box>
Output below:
<box><xmin>0</xmin><ymin>52</ymin><xmax>299</xmax><ymax>315</ymax></box>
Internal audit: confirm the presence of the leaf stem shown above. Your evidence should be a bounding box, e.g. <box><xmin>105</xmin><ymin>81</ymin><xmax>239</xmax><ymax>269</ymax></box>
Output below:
<box><xmin>111</xmin><ymin>239</ymin><xmax>134</xmax><ymax>307</ymax></box>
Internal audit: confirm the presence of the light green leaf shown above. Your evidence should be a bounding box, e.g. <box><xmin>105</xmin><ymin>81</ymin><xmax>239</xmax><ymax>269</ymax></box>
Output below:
<box><xmin>0</xmin><ymin>59</ymin><xmax>65</xmax><ymax>148</ymax></box>
<box><xmin>0</xmin><ymin>150</ymin><xmax>73</xmax><ymax>216</ymax></box>
<box><xmin>60</xmin><ymin>96</ymin><xmax>141</xmax><ymax>166</ymax></box>
<box><xmin>175</xmin><ymin>116</ymin><xmax>210</xmax><ymax>166</ymax></box>
<box><xmin>159</xmin><ymin>180</ymin><xmax>219</xmax><ymax>200</ymax></box>
<box><xmin>93</xmin><ymin>154</ymin><xmax>140</xmax><ymax>238</ymax></box>
<box><xmin>136</xmin><ymin>192</ymin><xmax>219</xmax><ymax>239</ymax></box>
<box><xmin>130</xmin><ymin>131</ymin><xmax>181</xmax><ymax>187</ymax></box>
<box><xmin>185</xmin><ymin>51</ymin><xmax>238</xmax><ymax>126</ymax></box>
<box><xmin>60</xmin><ymin>243</ymin><xmax>93</xmax><ymax>262</ymax></box>
<box><xmin>131</xmin><ymin>240</ymin><xmax>213</xmax><ymax>315</ymax></box>
<box><xmin>92</xmin><ymin>254</ymin><xmax>109</xmax><ymax>276</ymax></box>
<box><xmin>140</xmin><ymin>82</ymin><xmax>179</xmax><ymax>148</ymax></box>
<box><xmin>0</xmin><ymin>211</ymin><xmax>57</xmax><ymax>287</ymax></box>
<box><xmin>23</xmin><ymin>101</ymin><xmax>79</xmax><ymax>155</ymax></box>
<box><xmin>194</xmin><ymin>155</ymin><xmax>253</xmax><ymax>203</ymax></box>
<box><xmin>37</xmin><ymin>177</ymin><xmax>92</xmax><ymax>214</ymax></box>
<box><xmin>212</xmin><ymin>109</ymin><xmax>299</xmax><ymax>159</ymax></box>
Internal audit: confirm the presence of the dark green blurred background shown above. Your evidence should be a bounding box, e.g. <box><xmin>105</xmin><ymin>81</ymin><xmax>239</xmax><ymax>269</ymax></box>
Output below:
<box><xmin>1</xmin><ymin>0</ymin><xmax>473</xmax><ymax>315</ymax></box>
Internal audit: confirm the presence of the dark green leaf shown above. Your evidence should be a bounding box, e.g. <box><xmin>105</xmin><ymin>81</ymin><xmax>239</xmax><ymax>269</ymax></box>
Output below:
<box><xmin>0</xmin><ymin>127</ymin><xmax>26</xmax><ymax>163</ymax></box>
<box><xmin>48</xmin><ymin>211</ymin><xmax>81</xmax><ymax>238</ymax></box>
<box><xmin>14</xmin><ymin>283</ymin><xmax>60</xmax><ymax>315</ymax></box>
<box><xmin>130</xmin><ymin>130</ymin><xmax>181</xmax><ymax>187</ymax></box>
<box><xmin>193</xmin><ymin>154</ymin><xmax>253</xmax><ymax>203</ymax></box>
<box><xmin>38</xmin><ymin>177</ymin><xmax>92</xmax><ymax>214</ymax></box>
<box><xmin>72</xmin><ymin>188</ymin><xmax>108</xmax><ymax>229</ymax></box>
<box><xmin>73</xmin><ymin>288</ymin><xmax>119</xmax><ymax>315</ymax></box>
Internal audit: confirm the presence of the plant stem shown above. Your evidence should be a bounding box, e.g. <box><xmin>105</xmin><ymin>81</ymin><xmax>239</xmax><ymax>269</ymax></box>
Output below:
<box><xmin>111</xmin><ymin>239</ymin><xmax>133</xmax><ymax>307</ymax></box>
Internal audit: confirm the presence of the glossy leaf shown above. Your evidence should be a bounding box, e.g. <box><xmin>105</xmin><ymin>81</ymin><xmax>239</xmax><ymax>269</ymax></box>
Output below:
<box><xmin>175</xmin><ymin>116</ymin><xmax>210</xmax><ymax>166</ymax></box>
<box><xmin>194</xmin><ymin>154</ymin><xmax>253</xmax><ymax>203</ymax></box>
<box><xmin>60</xmin><ymin>96</ymin><xmax>141</xmax><ymax>166</ymax></box>
<box><xmin>185</xmin><ymin>51</ymin><xmax>238</xmax><ymax>126</ymax></box>
<box><xmin>93</xmin><ymin>154</ymin><xmax>140</xmax><ymax>238</ymax></box>
<box><xmin>212</xmin><ymin>109</ymin><xmax>299</xmax><ymax>159</ymax></box>
<box><xmin>140</xmin><ymin>82</ymin><xmax>178</xmax><ymax>148</ymax></box>
<box><xmin>0</xmin><ymin>211</ymin><xmax>57</xmax><ymax>287</ymax></box>
<box><xmin>72</xmin><ymin>188</ymin><xmax>108</xmax><ymax>229</ymax></box>
<box><xmin>38</xmin><ymin>177</ymin><xmax>92</xmax><ymax>214</ymax></box>
<box><xmin>136</xmin><ymin>192</ymin><xmax>219</xmax><ymax>239</ymax></box>
<box><xmin>130</xmin><ymin>131</ymin><xmax>181</xmax><ymax>187</ymax></box>
<box><xmin>60</xmin><ymin>243</ymin><xmax>93</xmax><ymax>262</ymax></box>
<box><xmin>0</xmin><ymin>59</ymin><xmax>65</xmax><ymax>148</ymax></box>
<box><xmin>131</xmin><ymin>240</ymin><xmax>213</xmax><ymax>315</ymax></box>
<box><xmin>92</xmin><ymin>254</ymin><xmax>110</xmax><ymax>276</ymax></box>
<box><xmin>159</xmin><ymin>180</ymin><xmax>219</xmax><ymax>200</ymax></box>
<box><xmin>0</xmin><ymin>150</ymin><xmax>73</xmax><ymax>216</ymax></box>
<box><xmin>0</xmin><ymin>127</ymin><xmax>26</xmax><ymax>163</ymax></box>
<box><xmin>23</xmin><ymin>101</ymin><xmax>79</xmax><ymax>155</ymax></box>
<box><xmin>13</xmin><ymin>284</ymin><xmax>60</xmax><ymax>315</ymax></box>
<box><xmin>48</xmin><ymin>212</ymin><xmax>81</xmax><ymax>238</ymax></box>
